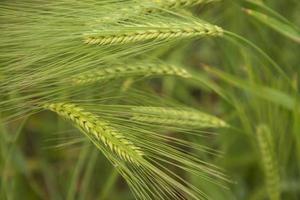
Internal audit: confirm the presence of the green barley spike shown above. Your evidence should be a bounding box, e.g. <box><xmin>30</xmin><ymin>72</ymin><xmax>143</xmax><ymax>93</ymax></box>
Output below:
<box><xmin>44</xmin><ymin>103</ymin><xmax>144</xmax><ymax>165</ymax></box>
<box><xmin>256</xmin><ymin>125</ymin><xmax>281</xmax><ymax>200</ymax></box>
<box><xmin>84</xmin><ymin>22</ymin><xmax>223</xmax><ymax>46</ymax></box>
<box><xmin>150</xmin><ymin>0</ymin><xmax>218</xmax><ymax>9</ymax></box>
<box><xmin>71</xmin><ymin>61</ymin><xmax>191</xmax><ymax>85</ymax></box>
<box><xmin>131</xmin><ymin>106</ymin><xmax>228</xmax><ymax>128</ymax></box>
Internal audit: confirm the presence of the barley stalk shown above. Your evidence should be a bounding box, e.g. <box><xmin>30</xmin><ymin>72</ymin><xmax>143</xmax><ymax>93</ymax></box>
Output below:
<box><xmin>43</xmin><ymin>103</ymin><xmax>144</xmax><ymax>164</ymax></box>
<box><xmin>71</xmin><ymin>62</ymin><xmax>191</xmax><ymax>85</ymax></box>
<box><xmin>84</xmin><ymin>22</ymin><xmax>223</xmax><ymax>46</ymax></box>
<box><xmin>131</xmin><ymin>106</ymin><xmax>228</xmax><ymax>128</ymax></box>
<box><xmin>256</xmin><ymin>125</ymin><xmax>280</xmax><ymax>200</ymax></box>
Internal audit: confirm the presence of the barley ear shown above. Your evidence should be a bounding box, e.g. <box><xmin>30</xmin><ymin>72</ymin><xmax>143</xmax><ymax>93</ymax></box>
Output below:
<box><xmin>256</xmin><ymin>125</ymin><xmax>281</xmax><ymax>200</ymax></box>
<box><xmin>151</xmin><ymin>0</ymin><xmax>219</xmax><ymax>9</ymax></box>
<box><xmin>131</xmin><ymin>106</ymin><xmax>228</xmax><ymax>128</ymax></box>
<box><xmin>43</xmin><ymin>103</ymin><xmax>144</xmax><ymax>165</ymax></box>
<box><xmin>71</xmin><ymin>62</ymin><xmax>191</xmax><ymax>85</ymax></box>
<box><xmin>84</xmin><ymin>22</ymin><xmax>223</xmax><ymax>46</ymax></box>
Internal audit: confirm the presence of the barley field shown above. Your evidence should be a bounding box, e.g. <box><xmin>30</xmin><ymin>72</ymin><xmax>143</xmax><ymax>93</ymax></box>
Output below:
<box><xmin>0</xmin><ymin>0</ymin><xmax>299</xmax><ymax>200</ymax></box>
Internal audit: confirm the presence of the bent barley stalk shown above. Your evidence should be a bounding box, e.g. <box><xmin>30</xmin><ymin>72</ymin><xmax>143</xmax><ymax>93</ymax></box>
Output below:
<box><xmin>131</xmin><ymin>106</ymin><xmax>228</xmax><ymax>128</ymax></box>
<box><xmin>43</xmin><ymin>103</ymin><xmax>144</xmax><ymax>165</ymax></box>
<box><xmin>71</xmin><ymin>62</ymin><xmax>191</xmax><ymax>85</ymax></box>
<box><xmin>256</xmin><ymin>125</ymin><xmax>281</xmax><ymax>200</ymax></box>
<box><xmin>84</xmin><ymin>22</ymin><xmax>223</xmax><ymax>46</ymax></box>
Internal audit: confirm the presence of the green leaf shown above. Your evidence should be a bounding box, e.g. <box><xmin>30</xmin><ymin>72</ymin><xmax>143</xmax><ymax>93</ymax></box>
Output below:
<box><xmin>244</xmin><ymin>1</ymin><xmax>300</xmax><ymax>43</ymax></box>
<box><xmin>205</xmin><ymin>66</ymin><xmax>298</xmax><ymax>111</ymax></box>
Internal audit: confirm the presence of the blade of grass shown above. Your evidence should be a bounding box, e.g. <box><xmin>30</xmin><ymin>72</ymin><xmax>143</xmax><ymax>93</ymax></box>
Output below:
<box><xmin>99</xmin><ymin>169</ymin><xmax>119</xmax><ymax>200</ymax></box>
<box><xmin>244</xmin><ymin>9</ymin><xmax>300</xmax><ymax>43</ymax></box>
<box><xmin>78</xmin><ymin>147</ymin><xmax>98</xmax><ymax>200</ymax></box>
<box><xmin>204</xmin><ymin>66</ymin><xmax>297</xmax><ymax>111</ymax></box>
<box><xmin>67</xmin><ymin>143</ymin><xmax>91</xmax><ymax>200</ymax></box>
